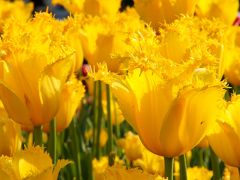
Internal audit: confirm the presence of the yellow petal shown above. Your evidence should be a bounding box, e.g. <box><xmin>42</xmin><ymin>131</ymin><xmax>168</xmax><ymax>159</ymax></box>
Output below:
<box><xmin>159</xmin><ymin>86</ymin><xmax>225</xmax><ymax>157</ymax></box>
<box><xmin>54</xmin><ymin>76</ymin><xmax>85</xmax><ymax>132</ymax></box>
<box><xmin>134</xmin><ymin>0</ymin><xmax>198</xmax><ymax>29</ymax></box>
<box><xmin>0</xmin><ymin>110</ymin><xmax>22</xmax><ymax>156</ymax></box>
<box><xmin>52</xmin><ymin>160</ymin><xmax>71</xmax><ymax>180</ymax></box>
<box><xmin>39</xmin><ymin>56</ymin><xmax>74</xmax><ymax>126</ymax></box>
<box><xmin>0</xmin><ymin>82</ymin><xmax>31</xmax><ymax>125</ymax></box>
<box><xmin>13</xmin><ymin>146</ymin><xmax>52</xmax><ymax>179</ymax></box>
<box><xmin>208</xmin><ymin>121</ymin><xmax>240</xmax><ymax>167</ymax></box>
<box><xmin>0</xmin><ymin>156</ymin><xmax>18</xmax><ymax>180</ymax></box>
<box><xmin>196</xmin><ymin>0</ymin><xmax>239</xmax><ymax>24</ymax></box>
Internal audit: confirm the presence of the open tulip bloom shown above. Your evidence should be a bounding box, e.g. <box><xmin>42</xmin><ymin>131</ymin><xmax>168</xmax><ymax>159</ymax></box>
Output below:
<box><xmin>0</xmin><ymin>0</ymin><xmax>239</xmax><ymax>179</ymax></box>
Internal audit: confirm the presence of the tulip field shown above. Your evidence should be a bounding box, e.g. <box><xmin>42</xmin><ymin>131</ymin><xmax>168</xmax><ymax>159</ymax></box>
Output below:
<box><xmin>0</xmin><ymin>0</ymin><xmax>240</xmax><ymax>179</ymax></box>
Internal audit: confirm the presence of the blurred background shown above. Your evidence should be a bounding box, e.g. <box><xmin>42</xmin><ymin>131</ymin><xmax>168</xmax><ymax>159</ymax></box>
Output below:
<box><xmin>29</xmin><ymin>0</ymin><xmax>240</xmax><ymax>19</ymax></box>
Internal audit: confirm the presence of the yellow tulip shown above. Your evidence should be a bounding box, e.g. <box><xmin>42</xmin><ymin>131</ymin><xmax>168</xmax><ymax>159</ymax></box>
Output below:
<box><xmin>208</xmin><ymin>95</ymin><xmax>240</xmax><ymax>167</ymax></box>
<box><xmin>222</xmin><ymin>26</ymin><xmax>240</xmax><ymax>85</ymax></box>
<box><xmin>99</xmin><ymin>129</ymin><xmax>108</xmax><ymax>148</ymax></box>
<box><xmin>83</xmin><ymin>0</ymin><xmax>121</xmax><ymax>16</ymax></box>
<box><xmin>89</xmin><ymin>16</ymin><xmax>226</xmax><ymax>157</ymax></box>
<box><xmin>196</xmin><ymin>0</ymin><xmax>239</xmax><ymax>25</ymax></box>
<box><xmin>118</xmin><ymin>131</ymin><xmax>143</xmax><ymax>161</ymax></box>
<box><xmin>61</xmin><ymin>19</ymin><xmax>84</xmax><ymax>72</ymax></box>
<box><xmin>134</xmin><ymin>0</ymin><xmax>198</xmax><ymax>29</ymax></box>
<box><xmin>79</xmin><ymin>9</ymin><xmax>143</xmax><ymax>72</ymax></box>
<box><xmin>223</xmin><ymin>166</ymin><xmax>240</xmax><ymax>180</ymax></box>
<box><xmin>92</xmin><ymin>156</ymin><xmax>109</xmax><ymax>179</ymax></box>
<box><xmin>187</xmin><ymin>167</ymin><xmax>213</xmax><ymax>180</ymax></box>
<box><xmin>95</xmin><ymin>165</ymin><xmax>166</xmax><ymax>180</ymax></box>
<box><xmin>158</xmin><ymin>16</ymin><xmax>226</xmax><ymax>78</ymax></box>
<box><xmin>133</xmin><ymin>141</ymin><xmax>165</xmax><ymax>176</ymax></box>
<box><xmin>93</xmin><ymin>156</ymin><xmax>125</xmax><ymax>179</ymax></box>
<box><xmin>0</xmin><ymin>146</ymin><xmax>70</xmax><ymax>180</ymax></box>
<box><xmin>95</xmin><ymin>66</ymin><xmax>225</xmax><ymax>157</ymax></box>
<box><xmin>43</xmin><ymin>76</ymin><xmax>85</xmax><ymax>132</ymax></box>
<box><xmin>115</xmin><ymin>16</ymin><xmax>225</xmax><ymax>77</ymax></box>
<box><xmin>52</xmin><ymin>0</ymin><xmax>121</xmax><ymax>16</ymax></box>
<box><xmin>117</xmin><ymin>131</ymin><xmax>165</xmax><ymax>175</ymax></box>
<box><xmin>0</xmin><ymin>0</ymin><xmax>33</xmax><ymax>33</ymax></box>
<box><xmin>20</xmin><ymin>76</ymin><xmax>84</xmax><ymax>132</ymax></box>
<box><xmin>0</xmin><ymin>101</ymin><xmax>21</xmax><ymax>156</ymax></box>
<box><xmin>0</xmin><ymin>13</ymin><xmax>75</xmax><ymax>126</ymax></box>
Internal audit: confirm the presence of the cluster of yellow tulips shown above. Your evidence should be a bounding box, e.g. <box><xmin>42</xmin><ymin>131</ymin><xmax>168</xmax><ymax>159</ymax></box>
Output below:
<box><xmin>0</xmin><ymin>0</ymin><xmax>240</xmax><ymax>179</ymax></box>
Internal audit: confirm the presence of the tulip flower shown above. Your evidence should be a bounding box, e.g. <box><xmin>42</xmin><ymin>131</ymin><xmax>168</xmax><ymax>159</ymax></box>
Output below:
<box><xmin>43</xmin><ymin>76</ymin><xmax>85</xmax><ymax>132</ymax></box>
<box><xmin>90</xmin><ymin>20</ymin><xmax>226</xmax><ymax>157</ymax></box>
<box><xmin>0</xmin><ymin>101</ymin><xmax>22</xmax><ymax>156</ymax></box>
<box><xmin>52</xmin><ymin>0</ymin><xmax>121</xmax><ymax>16</ymax></box>
<box><xmin>187</xmin><ymin>167</ymin><xmax>213</xmax><ymax>180</ymax></box>
<box><xmin>134</xmin><ymin>0</ymin><xmax>198</xmax><ymax>29</ymax></box>
<box><xmin>0</xmin><ymin>0</ymin><xmax>33</xmax><ymax>33</ymax></box>
<box><xmin>208</xmin><ymin>95</ymin><xmax>240</xmax><ymax>167</ymax></box>
<box><xmin>109</xmin><ymin>68</ymin><xmax>225</xmax><ymax>157</ymax></box>
<box><xmin>83</xmin><ymin>0</ymin><xmax>121</xmax><ymax>16</ymax></box>
<box><xmin>95</xmin><ymin>165</ymin><xmax>166</xmax><ymax>180</ymax></box>
<box><xmin>92</xmin><ymin>156</ymin><xmax>109</xmax><ymax>179</ymax></box>
<box><xmin>158</xmin><ymin>16</ymin><xmax>226</xmax><ymax>78</ymax></box>
<box><xmin>91</xmin><ymin>62</ymin><xmax>226</xmax><ymax>160</ymax></box>
<box><xmin>223</xmin><ymin>166</ymin><xmax>240</xmax><ymax>179</ymax></box>
<box><xmin>222</xmin><ymin>26</ymin><xmax>240</xmax><ymax>85</ymax></box>
<box><xmin>61</xmin><ymin>19</ymin><xmax>84</xmax><ymax>72</ymax></box>
<box><xmin>0</xmin><ymin>13</ymin><xmax>75</xmax><ymax>126</ymax></box>
<box><xmin>99</xmin><ymin>129</ymin><xmax>108</xmax><ymax>148</ymax></box>
<box><xmin>55</xmin><ymin>76</ymin><xmax>85</xmax><ymax>131</ymax></box>
<box><xmin>118</xmin><ymin>131</ymin><xmax>143</xmax><ymax>161</ymax></box>
<box><xmin>0</xmin><ymin>146</ymin><xmax>70</xmax><ymax>179</ymax></box>
<box><xmin>196</xmin><ymin>0</ymin><xmax>239</xmax><ymax>25</ymax></box>
<box><xmin>79</xmin><ymin>9</ymin><xmax>143</xmax><ymax>72</ymax></box>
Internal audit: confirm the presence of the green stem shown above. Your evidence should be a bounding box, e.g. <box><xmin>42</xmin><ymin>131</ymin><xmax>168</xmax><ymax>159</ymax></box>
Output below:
<box><xmin>113</xmin><ymin>98</ymin><xmax>120</xmax><ymax>139</ymax></box>
<box><xmin>199</xmin><ymin>148</ymin><xmax>204</xmax><ymax>167</ymax></box>
<box><xmin>96</xmin><ymin>81</ymin><xmax>102</xmax><ymax>159</ymax></box>
<box><xmin>210</xmin><ymin>147</ymin><xmax>221</xmax><ymax>180</ymax></box>
<box><xmin>179</xmin><ymin>154</ymin><xmax>188</xmax><ymax>180</ymax></box>
<box><xmin>92</xmin><ymin>81</ymin><xmax>97</xmax><ymax>156</ymax></box>
<box><xmin>106</xmin><ymin>84</ymin><xmax>114</xmax><ymax>166</ymax></box>
<box><xmin>70</xmin><ymin>119</ymin><xmax>82</xmax><ymax>180</ymax></box>
<box><xmin>164</xmin><ymin>157</ymin><xmax>174</xmax><ymax>180</ymax></box>
<box><xmin>49</xmin><ymin>119</ymin><xmax>57</xmax><ymax>164</ymax></box>
<box><xmin>33</xmin><ymin>125</ymin><xmax>42</xmax><ymax>146</ymax></box>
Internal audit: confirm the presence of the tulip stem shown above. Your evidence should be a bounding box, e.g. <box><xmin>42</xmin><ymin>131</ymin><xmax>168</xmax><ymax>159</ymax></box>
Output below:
<box><xmin>92</xmin><ymin>81</ymin><xmax>97</xmax><ymax>156</ymax></box>
<box><xmin>179</xmin><ymin>154</ymin><xmax>188</xmax><ymax>180</ymax></box>
<box><xmin>96</xmin><ymin>81</ymin><xmax>102</xmax><ymax>159</ymax></box>
<box><xmin>49</xmin><ymin>119</ymin><xmax>57</xmax><ymax>164</ymax></box>
<box><xmin>33</xmin><ymin>125</ymin><xmax>42</xmax><ymax>146</ymax></box>
<box><xmin>106</xmin><ymin>84</ymin><xmax>114</xmax><ymax>166</ymax></box>
<box><xmin>70</xmin><ymin>119</ymin><xmax>83</xmax><ymax>180</ymax></box>
<box><xmin>164</xmin><ymin>157</ymin><xmax>174</xmax><ymax>180</ymax></box>
<box><xmin>199</xmin><ymin>149</ymin><xmax>204</xmax><ymax>167</ymax></box>
<box><xmin>210</xmin><ymin>147</ymin><xmax>221</xmax><ymax>180</ymax></box>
